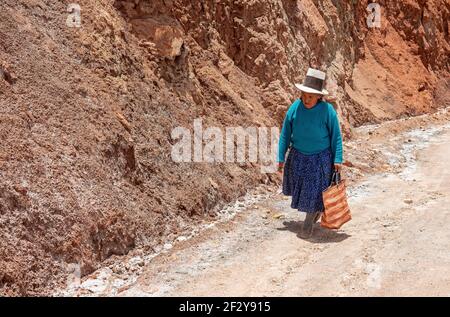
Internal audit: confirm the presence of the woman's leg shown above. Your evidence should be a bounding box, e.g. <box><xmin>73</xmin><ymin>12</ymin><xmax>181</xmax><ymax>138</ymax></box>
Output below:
<box><xmin>301</xmin><ymin>211</ymin><xmax>320</xmax><ymax>238</ymax></box>
<box><xmin>313</xmin><ymin>211</ymin><xmax>322</xmax><ymax>223</ymax></box>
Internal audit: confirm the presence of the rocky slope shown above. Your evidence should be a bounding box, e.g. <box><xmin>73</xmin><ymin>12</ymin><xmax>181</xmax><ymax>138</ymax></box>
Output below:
<box><xmin>0</xmin><ymin>0</ymin><xmax>448</xmax><ymax>295</ymax></box>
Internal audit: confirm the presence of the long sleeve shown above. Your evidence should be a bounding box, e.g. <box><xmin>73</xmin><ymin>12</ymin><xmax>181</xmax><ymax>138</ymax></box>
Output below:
<box><xmin>327</xmin><ymin>104</ymin><xmax>343</xmax><ymax>164</ymax></box>
<box><xmin>277</xmin><ymin>101</ymin><xmax>297</xmax><ymax>163</ymax></box>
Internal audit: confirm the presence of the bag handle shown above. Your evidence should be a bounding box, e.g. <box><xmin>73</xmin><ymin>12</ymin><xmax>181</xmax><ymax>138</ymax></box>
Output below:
<box><xmin>331</xmin><ymin>169</ymin><xmax>341</xmax><ymax>185</ymax></box>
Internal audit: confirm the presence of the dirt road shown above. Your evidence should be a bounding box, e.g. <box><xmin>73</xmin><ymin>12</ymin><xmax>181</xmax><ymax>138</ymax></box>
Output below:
<box><xmin>59</xmin><ymin>109</ymin><xmax>450</xmax><ymax>297</ymax></box>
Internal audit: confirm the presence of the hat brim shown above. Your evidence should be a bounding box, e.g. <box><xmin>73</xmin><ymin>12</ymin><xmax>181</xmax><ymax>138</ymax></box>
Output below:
<box><xmin>294</xmin><ymin>83</ymin><xmax>328</xmax><ymax>96</ymax></box>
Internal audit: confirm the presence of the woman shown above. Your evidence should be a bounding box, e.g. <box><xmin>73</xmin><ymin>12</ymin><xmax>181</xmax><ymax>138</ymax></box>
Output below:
<box><xmin>278</xmin><ymin>68</ymin><xmax>343</xmax><ymax>239</ymax></box>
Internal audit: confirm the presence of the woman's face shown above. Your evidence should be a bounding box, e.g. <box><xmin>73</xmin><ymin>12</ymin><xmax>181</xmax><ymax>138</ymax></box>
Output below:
<box><xmin>301</xmin><ymin>92</ymin><xmax>322</xmax><ymax>107</ymax></box>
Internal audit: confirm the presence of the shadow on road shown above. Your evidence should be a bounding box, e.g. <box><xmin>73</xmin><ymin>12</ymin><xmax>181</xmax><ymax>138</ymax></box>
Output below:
<box><xmin>277</xmin><ymin>220</ymin><xmax>351</xmax><ymax>243</ymax></box>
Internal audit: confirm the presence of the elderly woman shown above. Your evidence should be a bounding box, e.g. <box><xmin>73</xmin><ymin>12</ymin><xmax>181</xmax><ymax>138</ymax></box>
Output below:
<box><xmin>278</xmin><ymin>68</ymin><xmax>344</xmax><ymax>239</ymax></box>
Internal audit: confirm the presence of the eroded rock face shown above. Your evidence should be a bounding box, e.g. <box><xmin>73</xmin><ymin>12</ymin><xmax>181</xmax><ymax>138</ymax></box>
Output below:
<box><xmin>130</xmin><ymin>18</ymin><xmax>185</xmax><ymax>59</ymax></box>
<box><xmin>0</xmin><ymin>0</ymin><xmax>448</xmax><ymax>295</ymax></box>
<box><xmin>114</xmin><ymin>0</ymin><xmax>449</xmax><ymax>131</ymax></box>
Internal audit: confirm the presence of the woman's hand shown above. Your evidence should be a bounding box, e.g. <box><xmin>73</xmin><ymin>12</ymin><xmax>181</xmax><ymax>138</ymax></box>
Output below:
<box><xmin>334</xmin><ymin>163</ymin><xmax>342</xmax><ymax>172</ymax></box>
<box><xmin>278</xmin><ymin>162</ymin><xmax>284</xmax><ymax>173</ymax></box>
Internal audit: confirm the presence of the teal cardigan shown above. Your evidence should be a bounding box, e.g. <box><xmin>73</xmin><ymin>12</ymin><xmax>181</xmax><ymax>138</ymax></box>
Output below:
<box><xmin>278</xmin><ymin>99</ymin><xmax>343</xmax><ymax>164</ymax></box>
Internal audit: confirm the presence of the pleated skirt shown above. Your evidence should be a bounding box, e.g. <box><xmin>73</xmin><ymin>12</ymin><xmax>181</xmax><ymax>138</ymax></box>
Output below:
<box><xmin>282</xmin><ymin>146</ymin><xmax>333</xmax><ymax>213</ymax></box>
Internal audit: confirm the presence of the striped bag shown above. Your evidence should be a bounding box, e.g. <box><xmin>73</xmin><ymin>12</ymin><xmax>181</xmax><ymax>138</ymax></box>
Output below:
<box><xmin>321</xmin><ymin>170</ymin><xmax>351</xmax><ymax>229</ymax></box>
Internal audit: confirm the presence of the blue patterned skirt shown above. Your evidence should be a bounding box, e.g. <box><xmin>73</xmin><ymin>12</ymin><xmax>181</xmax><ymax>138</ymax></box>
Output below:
<box><xmin>282</xmin><ymin>146</ymin><xmax>333</xmax><ymax>213</ymax></box>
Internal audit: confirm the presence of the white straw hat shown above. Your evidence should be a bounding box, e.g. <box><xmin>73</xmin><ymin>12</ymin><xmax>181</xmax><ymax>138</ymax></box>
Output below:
<box><xmin>294</xmin><ymin>68</ymin><xmax>329</xmax><ymax>95</ymax></box>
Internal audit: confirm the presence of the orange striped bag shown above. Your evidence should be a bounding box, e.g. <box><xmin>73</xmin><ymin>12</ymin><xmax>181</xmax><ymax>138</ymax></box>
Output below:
<box><xmin>321</xmin><ymin>171</ymin><xmax>351</xmax><ymax>229</ymax></box>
